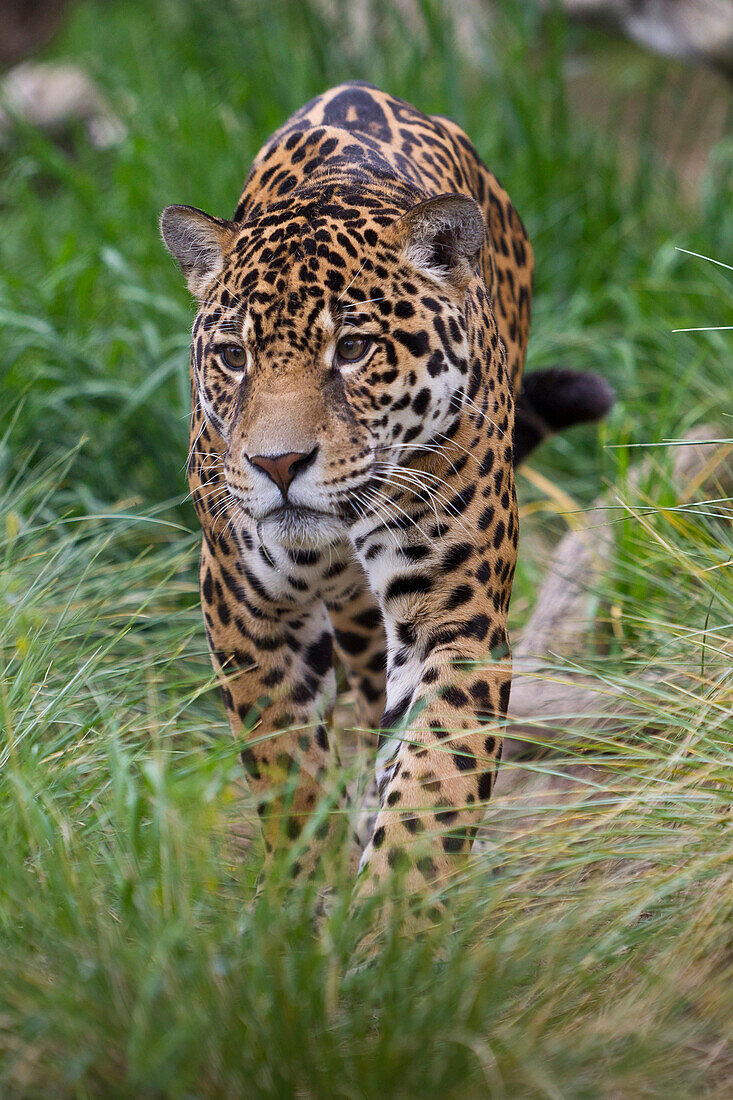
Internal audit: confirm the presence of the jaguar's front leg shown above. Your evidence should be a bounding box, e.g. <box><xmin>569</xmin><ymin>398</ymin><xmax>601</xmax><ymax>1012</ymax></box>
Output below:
<box><xmin>200</xmin><ymin>536</ymin><xmax>342</xmax><ymax>876</ymax></box>
<box><xmin>355</xmin><ymin>453</ymin><xmax>517</xmax><ymax>900</ymax></box>
<box><xmin>327</xmin><ymin>561</ymin><xmax>387</xmax><ymax>731</ymax></box>
<box><xmin>327</xmin><ymin>563</ymin><xmax>388</xmax><ymax>852</ymax></box>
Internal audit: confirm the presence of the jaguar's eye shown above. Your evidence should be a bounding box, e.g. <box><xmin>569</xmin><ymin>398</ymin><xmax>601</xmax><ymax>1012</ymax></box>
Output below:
<box><xmin>335</xmin><ymin>334</ymin><xmax>372</xmax><ymax>366</ymax></box>
<box><xmin>219</xmin><ymin>344</ymin><xmax>247</xmax><ymax>372</ymax></box>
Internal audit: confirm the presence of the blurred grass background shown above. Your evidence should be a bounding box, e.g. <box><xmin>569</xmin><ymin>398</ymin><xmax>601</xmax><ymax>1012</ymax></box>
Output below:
<box><xmin>0</xmin><ymin>0</ymin><xmax>731</xmax><ymax>1095</ymax></box>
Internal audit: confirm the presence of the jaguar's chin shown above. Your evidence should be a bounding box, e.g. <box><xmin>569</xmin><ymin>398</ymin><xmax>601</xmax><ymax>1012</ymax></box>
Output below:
<box><xmin>260</xmin><ymin>505</ymin><xmax>348</xmax><ymax>550</ymax></box>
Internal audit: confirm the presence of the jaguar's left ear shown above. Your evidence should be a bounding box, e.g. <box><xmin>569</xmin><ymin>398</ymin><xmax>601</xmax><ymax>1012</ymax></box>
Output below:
<box><xmin>391</xmin><ymin>193</ymin><xmax>485</xmax><ymax>289</ymax></box>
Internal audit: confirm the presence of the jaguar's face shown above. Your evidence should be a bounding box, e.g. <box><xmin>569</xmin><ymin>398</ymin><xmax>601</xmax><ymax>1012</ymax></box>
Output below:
<box><xmin>163</xmin><ymin>193</ymin><xmax>486</xmax><ymax>549</ymax></box>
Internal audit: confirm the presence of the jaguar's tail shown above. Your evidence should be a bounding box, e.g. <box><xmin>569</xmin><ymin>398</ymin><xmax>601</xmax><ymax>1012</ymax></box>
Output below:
<box><xmin>513</xmin><ymin>368</ymin><xmax>615</xmax><ymax>467</ymax></box>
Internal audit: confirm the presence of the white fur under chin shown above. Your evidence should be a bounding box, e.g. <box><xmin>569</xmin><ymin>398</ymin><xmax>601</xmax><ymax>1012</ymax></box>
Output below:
<box><xmin>260</xmin><ymin>509</ymin><xmax>348</xmax><ymax>551</ymax></box>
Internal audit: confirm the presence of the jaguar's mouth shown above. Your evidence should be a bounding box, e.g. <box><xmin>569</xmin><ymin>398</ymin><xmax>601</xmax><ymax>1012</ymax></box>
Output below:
<box><xmin>262</xmin><ymin>504</ymin><xmax>337</xmax><ymax>522</ymax></box>
<box><xmin>259</xmin><ymin>502</ymin><xmax>348</xmax><ymax>550</ymax></box>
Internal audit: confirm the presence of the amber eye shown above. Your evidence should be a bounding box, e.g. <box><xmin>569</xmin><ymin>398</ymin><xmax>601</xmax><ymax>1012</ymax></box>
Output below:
<box><xmin>335</xmin><ymin>334</ymin><xmax>372</xmax><ymax>366</ymax></box>
<box><xmin>219</xmin><ymin>344</ymin><xmax>247</xmax><ymax>372</ymax></box>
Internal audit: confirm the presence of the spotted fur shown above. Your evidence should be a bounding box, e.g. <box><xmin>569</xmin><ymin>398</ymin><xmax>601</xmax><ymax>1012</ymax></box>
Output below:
<box><xmin>161</xmin><ymin>82</ymin><xmax>604</xmax><ymax>905</ymax></box>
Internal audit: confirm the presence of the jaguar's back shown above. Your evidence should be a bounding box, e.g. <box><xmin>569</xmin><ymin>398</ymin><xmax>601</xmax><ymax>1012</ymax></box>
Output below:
<box><xmin>238</xmin><ymin>81</ymin><xmax>533</xmax><ymax>393</ymax></box>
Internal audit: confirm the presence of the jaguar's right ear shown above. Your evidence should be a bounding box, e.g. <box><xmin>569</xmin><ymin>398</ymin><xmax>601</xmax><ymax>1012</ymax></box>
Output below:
<box><xmin>159</xmin><ymin>205</ymin><xmax>236</xmax><ymax>299</ymax></box>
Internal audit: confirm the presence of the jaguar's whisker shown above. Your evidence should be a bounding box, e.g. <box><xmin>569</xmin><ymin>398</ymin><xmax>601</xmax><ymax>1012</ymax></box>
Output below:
<box><xmin>371</xmin><ymin>470</ymin><xmax>476</xmax><ymax>543</ymax></box>
<box><xmin>336</xmin><ymin>257</ymin><xmax>369</xmax><ymax>302</ymax></box>
<box><xmin>434</xmin><ymin>431</ymin><xmax>485</xmax><ymax>462</ymax></box>
<box><xmin>356</xmin><ymin>491</ymin><xmax>404</xmax><ymax>553</ymax></box>
<box><xmin>365</xmin><ymin>484</ymin><xmax>431</xmax><ymax>543</ymax></box>
<box><xmin>370</xmin><ymin>470</ymin><xmax>441</xmax><ymax>529</ymax></box>
<box><xmin>377</xmin><ymin>442</ymin><xmax>465</xmax><ymax>480</ymax></box>
<box><xmin>351</xmin><ymin>488</ymin><xmax>402</xmax><ymax>552</ymax></box>
<box><xmin>450</xmin><ymin>390</ymin><xmax>504</xmax><ymax>438</ymax></box>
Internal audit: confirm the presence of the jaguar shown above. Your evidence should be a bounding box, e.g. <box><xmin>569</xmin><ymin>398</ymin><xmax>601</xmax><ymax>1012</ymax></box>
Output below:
<box><xmin>161</xmin><ymin>81</ymin><xmax>612</xmax><ymax>909</ymax></box>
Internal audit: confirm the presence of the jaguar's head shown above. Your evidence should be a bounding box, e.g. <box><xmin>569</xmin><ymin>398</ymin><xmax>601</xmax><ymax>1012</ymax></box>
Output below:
<box><xmin>161</xmin><ymin>190</ymin><xmax>490</xmax><ymax>550</ymax></box>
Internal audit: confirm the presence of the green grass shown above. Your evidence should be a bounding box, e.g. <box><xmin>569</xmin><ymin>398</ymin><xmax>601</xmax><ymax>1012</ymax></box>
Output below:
<box><xmin>0</xmin><ymin>0</ymin><xmax>731</xmax><ymax>1095</ymax></box>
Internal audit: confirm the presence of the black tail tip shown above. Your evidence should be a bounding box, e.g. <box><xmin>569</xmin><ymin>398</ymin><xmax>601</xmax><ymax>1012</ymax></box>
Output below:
<box><xmin>514</xmin><ymin>368</ymin><xmax>615</xmax><ymax>466</ymax></box>
<box><xmin>520</xmin><ymin>368</ymin><xmax>615</xmax><ymax>429</ymax></box>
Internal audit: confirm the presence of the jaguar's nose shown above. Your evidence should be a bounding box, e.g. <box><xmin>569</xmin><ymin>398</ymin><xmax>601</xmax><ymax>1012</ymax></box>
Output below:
<box><xmin>247</xmin><ymin>446</ymin><xmax>319</xmax><ymax>496</ymax></box>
